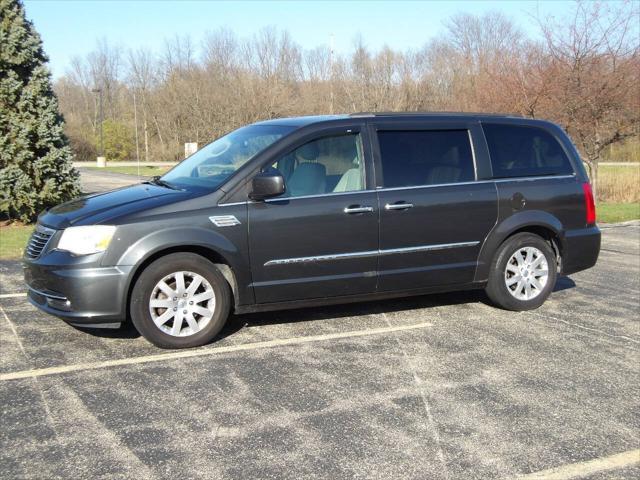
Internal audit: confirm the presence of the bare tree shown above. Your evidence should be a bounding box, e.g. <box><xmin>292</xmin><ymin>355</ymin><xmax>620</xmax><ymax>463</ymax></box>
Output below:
<box><xmin>445</xmin><ymin>12</ymin><xmax>523</xmax><ymax>73</ymax></box>
<box><xmin>203</xmin><ymin>28</ymin><xmax>239</xmax><ymax>72</ymax></box>
<box><xmin>537</xmin><ymin>0</ymin><xmax>640</xmax><ymax>197</ymax></box>
<box><xmin>128</xmin><ymin>47</ymin><xmax>158</xmax><ymax>161</ymax></box>
<box><xmin>162</xmin><ymin>35</ymin><xmax>195</xmax><ymax>74</ymax></box>
<box><xmin>304</xmin><ymin>45</ymin><xmax>331</xmax><ymax>82</ymax></box>
<box><xmin>52</xmin><ymin>4</ymin><xmax>639</xmax><ymax>184</ymax></box>
<box><xmin>87</xmin><ymin>38</ymin><xmax>123</xmax><ymax>119</ymax></box>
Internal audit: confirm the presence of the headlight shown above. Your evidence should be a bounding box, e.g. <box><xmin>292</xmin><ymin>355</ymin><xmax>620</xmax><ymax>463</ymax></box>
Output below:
<box><xmin>57</xmin><ymin>226</ymin><xmax>116</xmax><ymax>256</ymax></box>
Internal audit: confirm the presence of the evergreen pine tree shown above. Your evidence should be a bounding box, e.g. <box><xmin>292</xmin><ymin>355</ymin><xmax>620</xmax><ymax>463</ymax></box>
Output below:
<box><xmin>0</xmin><ymin>0</ymin><xmax>80</xmax><ymax>223</ymax></box>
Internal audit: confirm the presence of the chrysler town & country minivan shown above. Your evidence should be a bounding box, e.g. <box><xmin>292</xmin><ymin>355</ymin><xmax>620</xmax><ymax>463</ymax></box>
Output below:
<box><xmin>24</xmin><ymin>113</ymin><xmax>601</xmax><ymax>348</ymax></box>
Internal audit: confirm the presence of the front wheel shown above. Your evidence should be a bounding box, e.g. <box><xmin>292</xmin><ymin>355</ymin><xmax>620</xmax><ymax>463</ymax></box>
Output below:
<box><xmin>130</xmin><ymin>253</ymin><xmax>231</xmax><ymax>348</ymax></box>
<box><xmin>485</xmin><ymin>233</ymin><xmax>558</xmax><ymax>311</ymax></box>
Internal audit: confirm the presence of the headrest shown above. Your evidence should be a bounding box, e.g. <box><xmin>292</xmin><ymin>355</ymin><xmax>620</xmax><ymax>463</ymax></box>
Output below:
<box><xmin>296</xmin><ymin>142</ymin><xmax>319</xmax><ymax>162</ymax></box>
<box><xmin>294</xmin><ymin>162</ymin><xmax>326</xmax><ymax>176</ymax></box>
<box><xmin>439</xmin><ymin>146</ymin><xmax>460</xmax><ymax>166</ymax></box>
<box><xmin>343</xmin><ymin>142</ymin><xmax>358</xmax><ymax>163</ymax></box>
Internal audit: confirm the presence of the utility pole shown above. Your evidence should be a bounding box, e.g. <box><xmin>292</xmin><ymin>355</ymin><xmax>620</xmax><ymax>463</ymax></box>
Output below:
<box><xmin>133</xmin><ymin>89</ymin><xmax>140</xmax><ymax>177</ymax></box>
<box><xmin>91</xmin><ymin>88</ymin><xmax>105</xmax><ymax>166</ymax></box>
<box><xmin>329</xmin><ymin>33</ymin><xmax>335</xmax><ymax>115</ymax></box>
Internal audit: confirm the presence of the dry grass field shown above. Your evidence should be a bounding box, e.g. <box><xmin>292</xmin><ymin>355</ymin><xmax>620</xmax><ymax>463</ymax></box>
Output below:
<box><xmin>598</xmin><ymin>164</ymin><xmax>640</xmax><ymax>203</ymax></box>
<box><xmin>603</xmin><ymin>138</ymin><xmax>640</xmax><ymax>163</ymax></box>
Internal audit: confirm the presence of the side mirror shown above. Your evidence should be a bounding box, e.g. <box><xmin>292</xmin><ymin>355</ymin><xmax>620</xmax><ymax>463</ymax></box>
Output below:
<box><xmin>249</xmin><ymin>171</ymin><xmax>285</xmax><ymax>201</ymax></box>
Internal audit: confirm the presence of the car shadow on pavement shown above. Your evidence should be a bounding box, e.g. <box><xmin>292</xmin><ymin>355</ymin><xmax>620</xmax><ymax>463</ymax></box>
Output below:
<box><xmin>72</xmin><ymin>316</ymin><xmax>247</xmax><ymax>342</ymax></box>
<box><xmin>66</xmin><ymin>276</ymin><xmax>577</xmax><ymax>344</ymax></box>
<box><xmin>69</xmin><ymin>289</ymin><xmax>484</xmax><ymax>343</ymax></box>
<box><xmin>71</xmin><ymin>321</ymin><xmax>142</xmax><ymax>339</ymax></box>
<box><xmin>554</xmin><ymin>275</ymin><xmax>577</xmax><ymax>292</ymax></box>
<box><xmin>236</xmin><ymin>289</ymin><xmax>487</xmax><ymax>328</ymax></box>
<box><xmin>237</xmin><ymin>276</ymin><xmax>577</xmax><ymax>329</ymax></box>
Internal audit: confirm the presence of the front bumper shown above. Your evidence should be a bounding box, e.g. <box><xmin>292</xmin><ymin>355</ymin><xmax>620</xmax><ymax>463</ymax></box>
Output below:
<box><xmin>24</xmin><ymin>249</ymin><xmax>133</xmax><ymax>324</ymax></box>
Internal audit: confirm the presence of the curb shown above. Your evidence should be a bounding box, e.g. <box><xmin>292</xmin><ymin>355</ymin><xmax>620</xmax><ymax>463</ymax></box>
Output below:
<box><xmin>599</xmin><ymin>220</ymin><xmax>640</xmax><ymax>228</ymax></box>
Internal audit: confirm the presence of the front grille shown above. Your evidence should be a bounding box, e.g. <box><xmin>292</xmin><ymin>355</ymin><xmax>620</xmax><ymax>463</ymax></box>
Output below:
<box><xmin>25</xmin><ymin>226</ymin><xmax>55</xmax><ymax>259</ymax></box>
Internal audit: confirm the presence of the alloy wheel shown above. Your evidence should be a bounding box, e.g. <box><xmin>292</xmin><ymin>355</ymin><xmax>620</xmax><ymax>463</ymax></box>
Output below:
<box><xmin>148</xmin><ymin>271</ymin><xmax>216</xmax><ymax>337</ymax></box>
<box><xmin>504</xmin><ymin>246</ymin><xmax>549</xmax><ymax>301</ymax></box>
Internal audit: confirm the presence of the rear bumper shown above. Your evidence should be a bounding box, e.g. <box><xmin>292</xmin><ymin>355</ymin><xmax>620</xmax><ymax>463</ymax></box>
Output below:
<box><xmin>23</xmin><ymin>251</ymin><xmax>132</xmax><ymax>324</ymax></box>
<box><xmin>562</xmin><ymin>225</ymin><xmax>601</xmax><ymax>275</ymax></box>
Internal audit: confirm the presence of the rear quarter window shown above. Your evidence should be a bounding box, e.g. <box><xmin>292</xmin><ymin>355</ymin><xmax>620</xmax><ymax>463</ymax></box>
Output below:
<box><xmin>483</xmin><ymin>124</ymin><xmax>575</xmax><ymax>178</ymax></box>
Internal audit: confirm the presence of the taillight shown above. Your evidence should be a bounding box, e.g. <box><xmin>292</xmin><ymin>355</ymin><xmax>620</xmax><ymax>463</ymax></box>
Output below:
<box><xmin>582</xmin><ymin>182</ymin><xmax>596</xmax><ymax>225</ymax></box>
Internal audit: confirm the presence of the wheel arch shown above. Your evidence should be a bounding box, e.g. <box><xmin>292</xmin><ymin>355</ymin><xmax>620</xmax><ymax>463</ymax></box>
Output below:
<box><xmin>124</xmin><ymin>244</ymin><xmax>243</xmax><ymax>322</ymax></box>
<box><xmin>474</xmin><ymin>210</ymin><xmax>565</xmax><ymax>282</ymax></box>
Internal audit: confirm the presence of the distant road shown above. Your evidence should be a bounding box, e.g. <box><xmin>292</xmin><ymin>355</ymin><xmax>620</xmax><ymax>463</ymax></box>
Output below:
<box><xmin>599</xmin><ymin>162</ymin><xmax>639</xmax><ymax>166</ymax></box>
<box><xmin>74</xmin><ymin>161</ymin><xmax>177</xmax><ymax>168</ymax></box>
<box><xmin>78</xmin><ymin>168</ymin><xmax>148</xmax><ymax>193</ymax></box>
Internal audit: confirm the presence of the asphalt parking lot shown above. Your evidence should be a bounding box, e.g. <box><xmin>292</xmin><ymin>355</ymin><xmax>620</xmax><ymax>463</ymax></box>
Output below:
<box><xmin>1</xmin><ymin>223</ymin><xmax>638</xmax><ymax>479</ymax></box>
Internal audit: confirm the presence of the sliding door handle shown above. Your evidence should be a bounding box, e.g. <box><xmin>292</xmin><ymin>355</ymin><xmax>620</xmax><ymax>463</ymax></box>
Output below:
<box><xmin>344</xmin><ymin>206</ymin><xmax>374</xmax><ymax>214</ymax></box>
<box><xmin>385</xmin><ymin>202</ymin><xmax>414</xmax><ymax>211</ymax></box>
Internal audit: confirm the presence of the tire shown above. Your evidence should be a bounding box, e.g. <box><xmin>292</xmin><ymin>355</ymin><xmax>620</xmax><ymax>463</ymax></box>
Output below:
<box><xmin>130</xmin><ymin>253</ymin><xmax>231</xmax><ymax>348</ymax></box>
<box><xmin>485</xmin><ymin>233</ymin><xmax>557</xmax><ymax>311</ymax></box>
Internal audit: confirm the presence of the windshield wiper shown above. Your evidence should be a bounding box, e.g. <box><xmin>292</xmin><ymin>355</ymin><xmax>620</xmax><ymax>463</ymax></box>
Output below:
<box><xmin>144</xmin><ymin>176</ymin><xmax>180</xmax><ymax>190</ymax></box>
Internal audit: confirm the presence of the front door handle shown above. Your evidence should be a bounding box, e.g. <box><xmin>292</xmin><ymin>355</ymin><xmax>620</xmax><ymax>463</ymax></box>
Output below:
<box><xmin>344</xmin><ymin>205</ymin><xmax>374</xmax><ymax>214</ymax></box>
<box><xmin>385</xmin><ymin>202</ymin><xmax>414</xmax><ymax>211</ymax></box>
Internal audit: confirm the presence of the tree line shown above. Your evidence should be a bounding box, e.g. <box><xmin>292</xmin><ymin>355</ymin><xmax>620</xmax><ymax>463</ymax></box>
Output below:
<box><xmin>55</xmin><ymin>1</ymin><xmax>639</xmax><ymax>197</ymax></box>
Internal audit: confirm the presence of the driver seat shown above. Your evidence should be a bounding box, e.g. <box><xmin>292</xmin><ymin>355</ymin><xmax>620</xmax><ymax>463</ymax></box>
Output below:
<box><xmin>288</xmin><ymin>163</ymin><xmax>327</xmax><ymax>197</ymax></box>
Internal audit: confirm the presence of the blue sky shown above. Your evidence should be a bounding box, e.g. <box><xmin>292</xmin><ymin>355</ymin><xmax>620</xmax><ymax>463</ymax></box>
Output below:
<box><xmin>25</xmin><ymin>0</ymin><xmax>581</xmax><ymax>79</ymax></box>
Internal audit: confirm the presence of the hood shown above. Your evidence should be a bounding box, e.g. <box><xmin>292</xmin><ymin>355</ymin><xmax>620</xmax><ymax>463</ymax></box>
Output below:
<box><xmin>39</xmin><ymin>183</ymin><xmax>190</xmax><ymax>229</ymax></box>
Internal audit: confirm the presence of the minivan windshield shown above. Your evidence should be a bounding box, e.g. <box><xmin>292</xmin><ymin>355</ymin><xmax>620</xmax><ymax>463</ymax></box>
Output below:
<box><xmin>160</xmin><ymin>125</ymin><xmax>295</xmax><ymax>190</ymax></box>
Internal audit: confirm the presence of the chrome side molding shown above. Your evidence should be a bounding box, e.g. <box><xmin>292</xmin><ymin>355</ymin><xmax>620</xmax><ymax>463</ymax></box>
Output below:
<box><xmin>380</xmin><ymin>242</ymin><xmax>479</xmax><ymax>255</ymax></box>
<box><xmin>264</xmin><ymin>250</ymin><xmax>379</xmax><ymax>266</ymax></box>
<box><xmin>264</xmin><ymin>241</ymin><xmax>480</xmax><ymax>266</ymax></box>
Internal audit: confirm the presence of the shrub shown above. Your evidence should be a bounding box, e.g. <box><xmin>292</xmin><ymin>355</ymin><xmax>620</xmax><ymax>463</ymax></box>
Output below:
<box><xmin>100</xmin><ymin>119</ymin><xmax>135</xmax><ymax>161</ymax></box>
<box><xmin>0</xmin><ymin>0</ymin><xmax>80</xmax><ymax>222</ymax></box>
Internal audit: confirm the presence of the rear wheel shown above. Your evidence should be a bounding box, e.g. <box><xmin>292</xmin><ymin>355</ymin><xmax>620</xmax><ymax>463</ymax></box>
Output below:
<box><xmin>485</xmin><ymin>233</ymin><xmax>557</xmax><ymax>311</ymax></box>
<box><xmin>130</xmin><ymin>253</ymin><xmax>231</xmax><ymax>348</ymax></box>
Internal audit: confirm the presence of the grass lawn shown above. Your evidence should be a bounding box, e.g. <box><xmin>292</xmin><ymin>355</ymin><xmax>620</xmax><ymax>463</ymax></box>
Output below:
<box><xmin>0</xmin><ymin>225</ymin><xmax>33</xmax><ymax>259</ymax></box>
<box><xmin>85</xmin><ymin>165</ymin><xmax>172</xmax><ymax>176</ymax></box>
<box><xmin>597</xmin><ymin>202</ymin><xmax>640</xmax><ymax>224</ymax></box>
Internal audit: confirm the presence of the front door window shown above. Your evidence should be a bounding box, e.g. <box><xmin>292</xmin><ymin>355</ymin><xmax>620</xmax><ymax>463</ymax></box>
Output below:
<box><xmin>270</xmin><ymin>133</ymin><xmax>365</xmax><ymax>198</ymax></box>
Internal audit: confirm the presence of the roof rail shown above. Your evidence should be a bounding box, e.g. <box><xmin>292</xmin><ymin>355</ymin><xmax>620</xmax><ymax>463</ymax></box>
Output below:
<box><xmin>349</xmin><ymin>111</ymin><xmax>523</xmax><ymax>118</ymax></box>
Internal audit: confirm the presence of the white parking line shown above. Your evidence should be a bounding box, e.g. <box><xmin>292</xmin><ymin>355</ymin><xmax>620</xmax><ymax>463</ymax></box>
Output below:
<box><xmin>0</xmin><ymin>321</ymin><xmax>432</xmax><ymax>382</ymax></box>
<box><xmin>515</xmin><ymin>448</ymin><xmax>640</xmax><ymax>479</ymax></box>
<box><xmin>0</xmin><ymin>293</ymin><xmax>27</xmax><ymax>299</ymax></box>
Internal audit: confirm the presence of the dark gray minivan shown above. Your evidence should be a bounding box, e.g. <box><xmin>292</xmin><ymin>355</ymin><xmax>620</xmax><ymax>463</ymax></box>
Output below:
<box><xmin>24</xmin><ymin>113</ymin><xmax>600</xmax><ymax>348</ymax></box>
